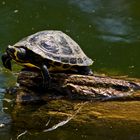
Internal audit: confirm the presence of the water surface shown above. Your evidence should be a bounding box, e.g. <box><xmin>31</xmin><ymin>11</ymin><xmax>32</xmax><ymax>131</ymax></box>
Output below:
<box><xmin>0</xmin><ymin>0</ymin><xmax>140</xmax><ymax>140</ymax></box>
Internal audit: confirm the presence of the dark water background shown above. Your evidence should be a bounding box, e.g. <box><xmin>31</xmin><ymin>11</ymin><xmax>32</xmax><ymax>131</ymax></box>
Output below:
<box><xmin>0</xmin><ymin>0</ymin><xmax>140</xmax><ymax>139</ymax></box>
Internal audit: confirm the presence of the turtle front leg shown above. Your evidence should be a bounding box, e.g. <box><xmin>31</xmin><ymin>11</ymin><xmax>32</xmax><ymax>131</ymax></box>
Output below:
<box><xmin>41</xmin><ymin>64</ymin><xmax>51</xmax><ymax>89</ymax></box>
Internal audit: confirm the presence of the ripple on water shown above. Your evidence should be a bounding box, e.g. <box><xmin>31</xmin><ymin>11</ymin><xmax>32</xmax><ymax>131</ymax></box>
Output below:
<box><xmin>0</xmin><ymin>88</ymin><xmax>6</xmax><ymax>93</ymax></box>
<box><xmin>0</xmin><ymin>113</ymin><xmax>11</xmax><ymax>130</ymax></box>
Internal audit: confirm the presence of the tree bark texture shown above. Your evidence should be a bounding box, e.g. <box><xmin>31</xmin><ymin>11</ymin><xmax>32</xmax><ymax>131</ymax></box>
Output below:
<box><xmin>13</xmin><ymin>70</ymin><xmax>140</xmax><ymax>103</ymax></box>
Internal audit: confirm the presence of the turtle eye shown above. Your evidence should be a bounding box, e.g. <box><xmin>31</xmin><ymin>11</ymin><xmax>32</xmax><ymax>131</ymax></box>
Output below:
<box><xmin>16</xmin><ymin>48</ymin><xmax>26</xmax><ymax>60</ymax></box>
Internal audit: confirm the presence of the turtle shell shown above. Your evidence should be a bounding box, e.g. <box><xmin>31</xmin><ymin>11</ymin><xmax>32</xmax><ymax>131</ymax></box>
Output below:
<box><xmin>14</xmin><ymin>30</ymin><xmax>93</xmax><ymax>66</ymax></box>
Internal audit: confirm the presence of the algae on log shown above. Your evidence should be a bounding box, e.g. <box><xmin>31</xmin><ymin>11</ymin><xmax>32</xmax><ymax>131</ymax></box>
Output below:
<box><xmin>14</xmin><ymin>70</ymin><xmax>140</xmax><ymax>103</ymax></box>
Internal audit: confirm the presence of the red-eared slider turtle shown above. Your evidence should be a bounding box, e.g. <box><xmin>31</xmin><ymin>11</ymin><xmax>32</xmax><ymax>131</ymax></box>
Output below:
<box><xmin>2</xmin><ymin>30</ymin><xmax>93</xmax><ymax>88</ymax></box>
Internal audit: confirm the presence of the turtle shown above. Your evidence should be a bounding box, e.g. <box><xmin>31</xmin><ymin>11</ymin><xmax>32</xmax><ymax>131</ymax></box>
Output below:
<box><xmin>1</xmin><ymin>30</ymin><xmax>93</xmax><ymax>88</ymax></box>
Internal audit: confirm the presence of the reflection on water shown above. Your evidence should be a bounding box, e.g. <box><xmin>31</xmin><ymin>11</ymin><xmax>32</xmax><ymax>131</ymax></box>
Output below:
<box><xmin>69</xmin><ymin>0</ymin><xmax>140</xmax><ymax>78</ymax></box>
<box><xmin>7</xmin><ymin>100</ymin><xmax>140</xmax><ymax>140</ymax></box>
<box><xmin>0</xmin><ymin>89</ymin><xmax>11</xmax><ymax>140</ymax></box>
<box><xmin>95</xmin><ymin>17</ymin><xmax>132</xmax><ymax>43</ymax></box>
<box><xmin>97</xmin><ymin>18</ymin><xmax>129</xmax><ymax>36</ymax></box>
<box><xmin>70</xmin><ymin>0</ymin><xmax>138</xmax><ymax>43</ymax></box>
<box><xmin>70</xmin><ymin>0</ymin><xmax>101</xmax><ymax>13</ymax></box>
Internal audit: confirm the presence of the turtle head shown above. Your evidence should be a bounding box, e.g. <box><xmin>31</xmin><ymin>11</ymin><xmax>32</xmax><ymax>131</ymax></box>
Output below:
<box><xmin>6</xmin><ymin>45</ymin><xmax>27</xmax><ymax>61</ymax></box>
<box><xmin>1</xmin><ymin>45</ymin><xmax>27</xmax><ymax>70</ymax></box>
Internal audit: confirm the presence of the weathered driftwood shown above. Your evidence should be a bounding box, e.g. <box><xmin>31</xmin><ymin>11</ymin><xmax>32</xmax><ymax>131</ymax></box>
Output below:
<box><xmin>13</xmin><ymin>70</ymin><xmax>140</xmax><ymax>103</ymax></box>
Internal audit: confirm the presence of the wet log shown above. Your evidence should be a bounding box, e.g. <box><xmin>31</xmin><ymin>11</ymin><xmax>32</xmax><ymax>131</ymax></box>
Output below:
<box><xmin>13</xmin><ymin>70</ymin><xmax>140</xmax><ymax>103</ymax></box>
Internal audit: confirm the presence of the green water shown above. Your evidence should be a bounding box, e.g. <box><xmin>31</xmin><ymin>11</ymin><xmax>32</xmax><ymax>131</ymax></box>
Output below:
<box><xmin>0</xmin><ymin>0</ymin><xmax>140</xmax><ymax>139</ymax></box>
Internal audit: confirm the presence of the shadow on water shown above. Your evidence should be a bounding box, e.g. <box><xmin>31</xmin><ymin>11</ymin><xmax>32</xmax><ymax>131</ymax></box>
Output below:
<box><xmin>0</xmin><ymin>0</ymin><xmax>140</xmax><ymax>140</ymax></box>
